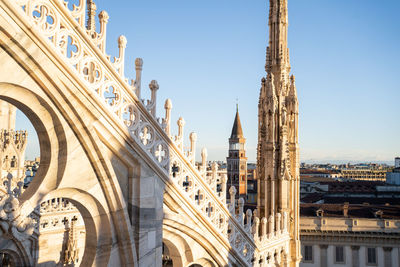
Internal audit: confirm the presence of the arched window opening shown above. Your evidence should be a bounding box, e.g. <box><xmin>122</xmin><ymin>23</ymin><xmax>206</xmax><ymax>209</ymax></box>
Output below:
<box><xmin>34</xmin><ymin>197</ymin><xmax>86</xmax><ymax>265</ymax></box>
<box><xmin>162</xmin><ymin>242</ymin><xmax>173</xmax><ymax>267</ymax></box>
<box><xmin>0</xmin><ymin>252</ymin><xmax>15</xmax><ymax>267</ymax></box>
<box><xmin>0</xmin><ymin>101</ymin><xmax>40</xmax><ymax>191</ymax></box>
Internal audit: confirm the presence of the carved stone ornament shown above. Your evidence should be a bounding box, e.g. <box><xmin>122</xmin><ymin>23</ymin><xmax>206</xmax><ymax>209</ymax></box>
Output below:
<box><xmin>0</xmin><ymin>175</ymin><xmax>35</xmax><ymax>241</ymax></box>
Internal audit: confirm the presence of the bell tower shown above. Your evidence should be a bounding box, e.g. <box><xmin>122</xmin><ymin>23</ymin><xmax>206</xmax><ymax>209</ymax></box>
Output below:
<box><xmin>257</xmin><ymin>0</ymin><xmax>300</xmax><ymax>265</ymax></box>
<box><xmin>227</xmin><ymin>105</ymin><xmax>247</xmax><ymax>199</ymax></box>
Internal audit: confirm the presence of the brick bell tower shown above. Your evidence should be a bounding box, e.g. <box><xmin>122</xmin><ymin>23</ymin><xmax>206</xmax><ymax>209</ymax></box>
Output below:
<box><xmin>227</xmin><ymin>105</ymin><xmax>247</xmax><ymax>199</ymax></box>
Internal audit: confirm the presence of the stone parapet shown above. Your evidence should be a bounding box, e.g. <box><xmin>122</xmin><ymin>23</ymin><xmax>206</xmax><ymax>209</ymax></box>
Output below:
<box><xmin>301</xmin><ymin>216</ymin><xmax>400</xmax><ymax>233</ymax></box>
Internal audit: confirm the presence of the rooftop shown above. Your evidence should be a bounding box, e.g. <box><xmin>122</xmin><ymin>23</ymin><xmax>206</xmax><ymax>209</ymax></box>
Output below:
<box><xmin>301</xmin><ymin>203</ymin><xmax>400</xmax><ymax>219</ymax></box>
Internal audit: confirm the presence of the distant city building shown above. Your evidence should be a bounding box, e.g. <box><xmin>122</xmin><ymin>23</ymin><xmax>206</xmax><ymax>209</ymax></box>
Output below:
<box><xmin>340</xmin><ymin>169</ymin><xmax>387</xmax><ymax>181</ymax></box>
<box><xmin>299</xmin><ymin>161</ymin><xmax>400</xmax><ymax>267</ymax></box>
<box><xmin>245</xmin><ymin>163</ymin><xmax>257</xmax><ymax>209</ymax></box>
<box><xmin>300</xmin><ymin>203</ymin><xmax>400</xmax><ymax>267</ymax></box>
<box><xmin>226</xmin><ymin>106</ymin><xmax>247</xmax><ymax>199</ymax></box>
<box><xmin>300</xmin><ymin>178</ymin><xmax>400</xmax><ymax>205</ymax></box>
<box><xmin>24</xmin><ymin>158</ymin><xmax>40</xmax><ymax>186</ymax></box>
<box><xmin>395</xmin><ymin>157</ymin><xmax>400</xmax><ymax>168</ymax></box>
<box><xmin>301</xmin><ymin>168</ymin><xmax>341</xmax><ymax>179</ymax></box>
<box><xmin>300</xmin><ymin>162</ymin><xmax>394</xmax><ymax>182</ymax></box>
<box><xmin>387</xmin><ymin>157</ymin><xmax>400</xmax><ymax>185</ymax></box>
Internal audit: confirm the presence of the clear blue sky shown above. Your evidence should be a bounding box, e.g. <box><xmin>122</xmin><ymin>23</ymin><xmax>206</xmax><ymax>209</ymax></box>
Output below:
<box><xmin>18</xmin><ymin>0</ymin><xmax>400</xmax><ymax>164</ymax></box>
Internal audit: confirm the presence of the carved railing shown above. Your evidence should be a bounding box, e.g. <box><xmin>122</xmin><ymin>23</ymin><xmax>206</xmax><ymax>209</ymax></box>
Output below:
<box><xmin>38</xmin><ymin>198</ymin><xmax>83</xmax><ymax>233</ymax></box>
<box><xmin>165</xmin><ymin>110</ymin><xmax>290</xmax><ymax>263</ymax></box>
<box><xmin>169</xmin><ymin>139</ymin><xmax>290</xmax><ymax>264</ymax></box>
<box><xmin>12</xmin><ymin>0</ymin><xmax>169</xmax><ymax>171</ymax></box>
<box><xmin>8</xmin><ymin>0</ymin><xmax>290</xmax><ymax>264</ymax></box>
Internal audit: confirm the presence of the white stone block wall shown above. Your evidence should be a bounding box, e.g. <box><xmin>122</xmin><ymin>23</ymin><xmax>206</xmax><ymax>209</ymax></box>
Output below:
<box><xmin>300</xmin><ymin>243</ymin><xmax>400</xmax><ymax>267</ymax></box>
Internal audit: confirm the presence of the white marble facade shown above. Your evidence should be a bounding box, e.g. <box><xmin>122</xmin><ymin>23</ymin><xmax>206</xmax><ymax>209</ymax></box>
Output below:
<box><xmin>0</xmin><ymin>0</ymin><xmax>302</xmax><ymax>266</ymax></box>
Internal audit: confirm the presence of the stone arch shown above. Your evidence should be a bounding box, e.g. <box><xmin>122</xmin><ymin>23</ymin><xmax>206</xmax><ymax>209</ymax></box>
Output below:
<box><xmin>41</xmin><ymin>187</ymin><xmax>112</xmax><ymax>266</ymax></box>
<box><xmin>0</xmin><ymin>249</ymin><xmax>24</xmax><ymax>266</ymax></box>
<box><xmin>163</xmin><ymin>227</ymin><xmax>194</xmax><ymax>267</ymax></box>
<box><xmin>188</xmin><ymin>258</ymin><xmax>216</xmax><ymax>267</ymax></box>
<box><xmin>0</xmin><ymin>82</ymin><xmax>138</xmax><ymax>265</ymax></box>
<box><xmin>0</xmin><ymin>16</ymin><xmax>140</xmax><ymax>265</ymax></box>
<box><xmin>163</xmin><ymin>215</ymin><xmax>226</xmax><ymax>266</ymax></box>
<box><xmin>0</xmin><ymin>82</ymin><xmax>67</xmax><ymax>209</ymax></box>
<box><xmin>0</xmin><ymin>238</ymin><xmax>31</xmax><ymax>266</ymax></box>
<box><xmin>162</xmin><ymin>240</ymin><xmax>182</xmax><ymax>267</ymax></box>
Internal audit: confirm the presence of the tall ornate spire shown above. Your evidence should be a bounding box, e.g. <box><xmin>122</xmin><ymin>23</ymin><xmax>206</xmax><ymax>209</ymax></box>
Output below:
<box><xmin>266</xmin><ymin>0</ymin><xmax>290</xmax><ymax>72</ymax></box>
<box><xmin>257</xmin><ymin>0</ymin><xmax>300</xmax><ymax>265</ymax></box>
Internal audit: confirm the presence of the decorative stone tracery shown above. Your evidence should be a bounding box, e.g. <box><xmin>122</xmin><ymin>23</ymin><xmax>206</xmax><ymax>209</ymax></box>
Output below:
<box><xmin>0</xmin><ymin>174</ymin><xmax>35</xmax><ymax>242</ymax></box>
<box><xmin>1</xmin><ymin>0</ymin><xmax>300</xmax><ymax>265</ymax></box>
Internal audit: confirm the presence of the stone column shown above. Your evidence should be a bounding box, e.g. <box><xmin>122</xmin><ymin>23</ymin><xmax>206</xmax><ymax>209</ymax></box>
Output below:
<box><xmin>131</xmin><ymin>161</ymin><xmax>165</xmax><ymax>266</ymax></box>
<box><xmin>319</xmin><ymin>245</ymin><xmax>328</xmax><ymax>267</ymax></box>
<box><xmin>351</xmin><ymin>246</ymin><xmax>360</xmax><ymax>267</ymax></box>
<box><xmin>383</xmin><ymin>247</ymin><xmax>392</xmax><ymax>267</ymax></box>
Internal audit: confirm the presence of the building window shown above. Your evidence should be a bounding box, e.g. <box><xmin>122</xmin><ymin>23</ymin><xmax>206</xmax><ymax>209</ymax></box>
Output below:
<box><xmin>367</xmin><ymin>247</ymin><xmax>377</xmax><ymax>265</ymax></box>
<box><xmin>335</xmin><ymin>246</ymin><xmax>345</xmax><ymax>263</ymax></box>
<box><xmin>303</xmin><ymin>245</ymin><xmax>313</xmax><ymax>262</ymax></box>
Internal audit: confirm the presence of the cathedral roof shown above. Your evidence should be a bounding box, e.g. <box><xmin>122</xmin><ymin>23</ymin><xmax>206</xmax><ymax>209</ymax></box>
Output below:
<box><xmin>230</xmin><ymin>107</ymin><xmax>244</xmax><ymax>139</ymax></box>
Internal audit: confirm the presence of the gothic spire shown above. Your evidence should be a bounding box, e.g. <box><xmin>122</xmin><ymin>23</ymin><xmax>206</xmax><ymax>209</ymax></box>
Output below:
<box><xmin>258</xmin><ymin>0</ymin><xmax>301</xmax><ymax>263</ymax></box>
<box><xmin>230</xmin><ymin>108</ymin><xmax>244</xmax><ymax>140</ymax></box>
<box><xmin>265</xmin><ymin>0</ymin><xmax>290</xmax><ymax>76</ymax></box>
<box><xmin>86</xmin><ymin>0</ymin><xmax>97</xmax><ymax>34</ymax></box>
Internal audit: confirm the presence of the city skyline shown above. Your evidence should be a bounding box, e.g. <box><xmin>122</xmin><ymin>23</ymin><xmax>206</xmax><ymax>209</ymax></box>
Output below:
<box><xmin>17</xmin><ymin>0</ymin><xmax>400</xmax><ymax>163</ymax></box>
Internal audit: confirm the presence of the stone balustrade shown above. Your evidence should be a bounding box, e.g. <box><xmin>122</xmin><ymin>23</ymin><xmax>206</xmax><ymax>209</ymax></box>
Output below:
<box><xmin>168</xmin><ymin>118</ymin><xmax>290</xmax><ymax>263</ymax></box>
<box><xmin>12</xmin><ymin>0</ymin><xmax>169</xmax><ymax>171</ymax></box>
<box><xmin>301</xmin><ymin>216</ymin><xmax>400</xmax><ymax>233</ymax></box>
<box><xmin>39</xmin><ymin>198</ymin><xmax>76</xmax><ymax>214</ymax></box>
<box><xmin>0</xmin><ymin>129</ymin><xmax>27</xmax><ymax>152</ymax></box>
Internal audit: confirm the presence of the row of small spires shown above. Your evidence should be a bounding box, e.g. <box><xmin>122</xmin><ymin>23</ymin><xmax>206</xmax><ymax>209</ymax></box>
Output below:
<box><xmin>164</xmin><ymin>118</ymin><xmax>288</xmax><ymax>241</ymax></box>
<box><xmin>227</xmin><ymin>185</ymin><xmax>288</xmax><ymax>241</ymax></box>
<box><xmin>39</xmin><ymin>198</ymin><xmax>76</xmax><ymax>214</ymax></box>
<box><xmin>76</xmin><ymin>0</ymin><xmax>152</xmax><ymax>104</ymax></box>
<box><xmin>66</xmin><ymin>1</ymin><xmax>207</xmax><ymax>159</ymax></box>
<box><xmin>0</xmin><ymin>129</ymin><xmax>28</xmax><ymax>140</ymax></box>
<box><xmin>159</xmin><ymin>94</ymin><xmax>290</xmax><ymax>240</ymax></box>
<box><xmin>0</xmin><ymin>129</ymin><xmax>27</xmax><ymax>152</ymax></box>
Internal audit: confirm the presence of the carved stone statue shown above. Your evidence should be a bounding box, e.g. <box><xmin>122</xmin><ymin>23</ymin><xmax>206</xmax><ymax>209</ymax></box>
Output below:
<box><xmin>281</xmin><ymin>107</ymin><xmax>287</xmax><ymax>126</ymax></box>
